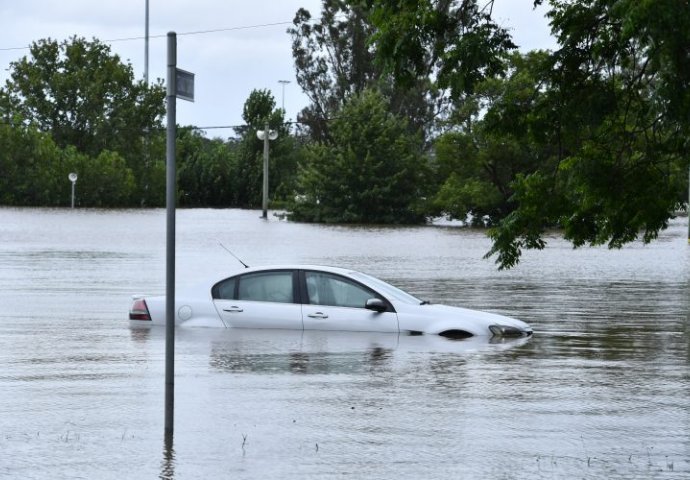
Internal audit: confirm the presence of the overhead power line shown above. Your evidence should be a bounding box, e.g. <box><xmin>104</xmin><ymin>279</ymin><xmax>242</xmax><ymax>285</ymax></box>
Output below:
<box><xmin>0</xmin><ymin>20</ymin><xmax>294</xmax><ymax>52</ymax></box>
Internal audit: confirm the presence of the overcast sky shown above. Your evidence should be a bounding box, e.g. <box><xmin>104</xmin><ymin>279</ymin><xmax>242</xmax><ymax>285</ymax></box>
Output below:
<box><xmin>0</xmin><ymin>1</ymin><xmax>556</xmax><ymax>138</ymax></box>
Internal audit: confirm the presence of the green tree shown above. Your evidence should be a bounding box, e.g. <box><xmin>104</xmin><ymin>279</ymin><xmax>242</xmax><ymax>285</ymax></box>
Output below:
<box><xmin>0</xmin><ymin>123</ymin><xmax>64</xmax><ymax>206</ymax></box>
<box><xmin>61</xmin><ymin>148</ymin><xmax>136</xmax><ymax>207</ymax></box>
<box><xmin>290</xmin><ymin>1</ymin><xmax>379</xmax><ymax>141</ymax></box>
<box><xmin>484</xmin><ymin>0</ymin><xmax>690</xmax><ymax>268</ymax></box>
<box><xmin>233</xmin><ymin>89</ymin><xmax>297</xmax><ymax>207</ymax></box>
<box><xmin>0</xmin><ymin>122</ymin><xmax>138</xmax><ymax>207</ymax></box>
<box><xmin>0</xmin><ymin>36</ymin><xmax>166</xmax><ymax>205</ymax></box>
<box><xmin>289</xmin><ymin>0</ymin><xmax>436</xmax><ymax>142</ymax></box>
<box><xmin>177</xmin><ymin>128</ymin><xmax>238</xmax><ymax>207</ymax></box>
<box><xmin>362</xmin><ymin>0</ymin><xmax>516</xmax><ymax>98</ymax></box>
<box><xmin>289</xmin><ymin>89</ymin><xmax>428</xmax><ymax>224</ymax></box>
<box><xmin>432</xmin><ymin>51</ymin><xmax>554</xmax><ymax>226</ymax></box>
<box><xmin>362</xmin><ymin>0</ymin><xmax>689</xmax><ymax>268</ymax></box>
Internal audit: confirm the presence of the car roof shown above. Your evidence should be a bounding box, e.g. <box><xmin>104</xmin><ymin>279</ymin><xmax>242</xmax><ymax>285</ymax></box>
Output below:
<box><xmin>229</xmin><ymin>264</ymin><xmax>358</xmax><ymax>276</ymax></box>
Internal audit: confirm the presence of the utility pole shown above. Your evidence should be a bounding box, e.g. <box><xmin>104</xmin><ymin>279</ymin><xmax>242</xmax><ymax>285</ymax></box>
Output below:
<box><xmin>165</xmin><ymin>31</ymin><xmax>177</xmax><ymax>439</ymax></box>
<box><xmin>145</xmin><ymin>0</ymin><xmax>149</xmax><ymax>85</ymax></box>
<box><xmin>278</xmin><ymin>80</ymin><xmax>290</xmax><ymax>111</ymax></box>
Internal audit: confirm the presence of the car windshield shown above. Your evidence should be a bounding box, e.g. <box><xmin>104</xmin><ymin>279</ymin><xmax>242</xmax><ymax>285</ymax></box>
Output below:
<box><xmin>349</xmin><ymin>272</ymin><xmax>423</xmax><ymax>305</ymax></box>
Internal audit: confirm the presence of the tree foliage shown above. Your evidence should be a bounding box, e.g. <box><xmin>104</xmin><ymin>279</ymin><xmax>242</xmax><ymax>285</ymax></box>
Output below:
<box><xmin>431</xmin><ymin>51</ymin><xmax>554</xmax><ymax>226</ymax></box>
<box><xmin>362</xmin><ymin>0</ymin><xmax>516</xmax><ymax>98</ymax></box>
<box><xmin>0</xmin><ymin>36</ymin><xmax>166</xmax><ymax>205</ymax></box>
<box><xmin>289</xmin><ymin>2</ymin><xmax>380</xmax><ymax>141</ymax></box>
<box><xmin>176</xmin><ymin>129</ymin><xmax>236</xmax><ymax>207</ymax></box>
<box><xmin>0</xmin><ymin>122</ymin><xmax>136</xmax><ymax>207</ymax></box>
<box><xmin>359</xmin><ymin>0</ymin><xmax>689</xmax><ymax>267</ymax></box>
<box><xmin>289</xmin><ymin>89</ymin><xmax>428</xmax><ymax>224</ymax></box>
<box><xmin>175</xmin><ymin>90</ymin><xmax>302</xmax><ymax>209</ymax></box>
<box><xmin>484</xmin><ymin>0</ymin><xmax>690</xmax><ymax>268</ymax></box>
<box><xmin>289</xmin><ymin>0</ymin><xmax>436</xmax><ymax>142</ymax></box>
<box><xmin>232</xmin><ymin>89</ymin><xmax>299</xmax><ymax>207</ymax></box>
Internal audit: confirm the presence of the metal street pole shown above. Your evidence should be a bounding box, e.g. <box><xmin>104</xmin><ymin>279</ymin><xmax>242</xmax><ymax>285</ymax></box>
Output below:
<box><xmin>262</xmin><ymin>121</ymin><xmax>270</xmax><ymax>219</ymax></box>
<box><xmin>165</xmin><ymin>31</ymin><xmax>177</xmax><ymax>439</ymax></box>
<box><xmin>145</xmin><ymin>0</ymin><xmax>149</xmax><ymax>85</ymax></box>
<box><xmin>278</xmin><ymin>80</ymin><xmax>290</xmax><ymax>110</ymax></box>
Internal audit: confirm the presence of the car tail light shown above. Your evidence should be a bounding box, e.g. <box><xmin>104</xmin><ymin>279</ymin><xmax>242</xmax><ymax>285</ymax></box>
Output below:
<box><xmin>129</xmin><ymin>298</ymin><xmax>151</xmax><ymax>321</ymax></box>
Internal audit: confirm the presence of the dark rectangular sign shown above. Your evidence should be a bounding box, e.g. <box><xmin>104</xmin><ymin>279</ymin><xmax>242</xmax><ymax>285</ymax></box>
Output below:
<box><xmin>175</xmin><ymin>69</ymin><xmax>194</xmax><ymax>102</ymax></box>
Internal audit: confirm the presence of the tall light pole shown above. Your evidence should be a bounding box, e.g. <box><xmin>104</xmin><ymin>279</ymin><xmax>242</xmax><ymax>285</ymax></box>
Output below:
<box><xmin>278</xmin><ymin>80</ymin><xmax>290</xmax><ymax>111</ymax></box>
<box><xmin>257</xmin><ymin>124</ymin><xmax>278</xmax><ymax>219</ymax></box>
<box><xmin>144</xmin><ymin>0</ymin><xmax>149</xmax><ymax>85</ymax></box>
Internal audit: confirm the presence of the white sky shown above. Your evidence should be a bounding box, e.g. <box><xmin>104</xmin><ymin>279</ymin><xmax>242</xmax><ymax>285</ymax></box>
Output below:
<box><xmin>0</xmin><ymin>0</ymin><xmax>556</xmax><ymax>139</ymax></box>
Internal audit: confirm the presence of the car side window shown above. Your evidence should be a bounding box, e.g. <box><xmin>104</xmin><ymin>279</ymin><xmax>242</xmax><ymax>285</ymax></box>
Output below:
<box><xmin>237</xmin><ymin>271</ymin><xmax>294</xmax><ymax>303</ymax></box>
<box><xmin>213</xmin><ymin>277</ymin><xmax>237</xmax><ymax>300</ymax></box>
<box><xmin>305</xmin><ymin>271</ymin><xmax>377</xmax><ymax>308</ymax></box>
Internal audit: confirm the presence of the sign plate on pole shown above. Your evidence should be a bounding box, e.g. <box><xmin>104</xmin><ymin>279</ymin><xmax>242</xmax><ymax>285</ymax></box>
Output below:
<box><xmin>175</xmin><ymin>68</ymin><xmax>195</xmax><ymax>102</ymax></box>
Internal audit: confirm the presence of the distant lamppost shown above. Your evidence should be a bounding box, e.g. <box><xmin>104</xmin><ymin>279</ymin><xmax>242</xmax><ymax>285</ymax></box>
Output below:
<box><xmin>256</xmin><ymin>124</ymin><xmax>278</xmax><ymax>219</ymax></box>
<box><xmin>278</xmin><ymin>80</ymin><xmax>290</xmax><ymax>110</ymax></box>
<box><xmin>68</xmin><ymin>172</ymin><xmax>78</xmax><ymax>208</ymax></box>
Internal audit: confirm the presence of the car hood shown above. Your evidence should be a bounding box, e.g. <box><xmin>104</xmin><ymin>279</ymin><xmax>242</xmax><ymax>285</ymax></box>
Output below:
<box><xmin>395</xmin><ymin>302</ymin><xmax>531</xmax><ymax>335</ymax></box>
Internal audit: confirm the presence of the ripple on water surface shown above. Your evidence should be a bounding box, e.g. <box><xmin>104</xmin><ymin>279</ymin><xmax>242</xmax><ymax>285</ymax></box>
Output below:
<box><xmin>0</xmin><ymin>207</ymin><xmax>688</xmax><ymax>479</ymax></box>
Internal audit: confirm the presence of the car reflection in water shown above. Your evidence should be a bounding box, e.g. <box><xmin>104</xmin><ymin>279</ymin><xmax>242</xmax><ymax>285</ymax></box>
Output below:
<box><xmin>130</xmin><ymin>327</ymin><xmax>531</xmax><ymax>375</ymax></box>
<box><xmin>205</xmin><ymin>329</ymin><xmax>532</xmax><ymax>375</ymax></box>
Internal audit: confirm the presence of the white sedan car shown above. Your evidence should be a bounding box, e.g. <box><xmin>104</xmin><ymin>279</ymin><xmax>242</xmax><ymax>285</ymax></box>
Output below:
<box><xmin>129</xmin><ymin>265</ymin><xmax>532</xmax><ymax>338</ymax></box>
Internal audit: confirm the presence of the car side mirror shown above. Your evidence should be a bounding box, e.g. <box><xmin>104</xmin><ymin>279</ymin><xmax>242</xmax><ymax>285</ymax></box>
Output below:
<box><xmin>365</xmin><ymin>298</ymin><xmax>387</xmax><ymax>313</ymax></box>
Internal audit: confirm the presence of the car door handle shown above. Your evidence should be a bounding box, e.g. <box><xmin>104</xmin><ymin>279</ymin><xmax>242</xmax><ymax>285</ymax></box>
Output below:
<box><xmin>307</xmin><ymin>312</ymin><xmax>328</xmax><ymax>319</ymax></box>
<box><xmin>223</xmin><ymin>307</ymin><xmax>243</xmax><ymax>313</ymax></box>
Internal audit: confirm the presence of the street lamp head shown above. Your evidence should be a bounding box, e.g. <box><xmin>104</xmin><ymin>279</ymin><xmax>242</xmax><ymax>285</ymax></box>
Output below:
<box><xmin>257</xmin><ymin>130</ymin><xmax>278</xmax><ymax>141</ymax></box>
<box><xmin>68</xmin><ymin>172</ymin><xmax>78</xmax><ymax>183</ymax></box>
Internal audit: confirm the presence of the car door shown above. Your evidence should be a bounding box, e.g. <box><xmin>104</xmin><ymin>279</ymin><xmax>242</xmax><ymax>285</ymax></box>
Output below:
<box><xmin>212</xmin><ymin>270</ymin><xmax>303</xmax><ymax>329</ymax></box>
<box><xmin>301</xmin><ymin>270</ymin><xmax>399</xmax><ymax>333</ymax></box>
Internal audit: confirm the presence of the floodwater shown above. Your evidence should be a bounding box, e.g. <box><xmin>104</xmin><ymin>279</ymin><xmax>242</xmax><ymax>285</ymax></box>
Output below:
<box><xmin>0</xmin><ymin>207</ymin><xmax>688</xmax><ymax>479</ymax></box>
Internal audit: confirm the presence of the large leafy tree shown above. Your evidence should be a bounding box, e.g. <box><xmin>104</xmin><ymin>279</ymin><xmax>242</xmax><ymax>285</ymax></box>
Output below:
<box><xmin>0</xmin><ymin>36</ymin><xmax>166</xmax><ymax>205</ymax></box>
<box><xmin>432</xmin><ymin>51</ymin><xmax>554</xmax><ymax>226</ymax></box>
<box><xmin>484</xmin><ymin>0</ymin><xmax>690</xmax><ymax>268</ymax></box>
<box><xmin>362</xmin><ymin>0</ymin><xmax>516</xmax><ymax>99</ymax></box>
<box><xmin>289</xmin><ymin>1</ymin><xmax>379</xmax><ymax>141</ymax></box>
<box><xmin>289</xmin><ymin>89</ymin><xmax>429</xmax><ymax>224</ymax></box>
<box><xmin>363</xmin><ymin>0</ymin><xmax>689</xmax><ymax>268</ymax></box>
<box><xmin>289</xmin><ymin>0</ymin><xmax>435</xmax><ymax>142</ymax></box>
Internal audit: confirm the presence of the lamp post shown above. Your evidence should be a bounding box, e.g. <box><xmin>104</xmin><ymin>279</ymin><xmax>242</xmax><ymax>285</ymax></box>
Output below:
<box><xmin>257</xmin><ymin>123</ymin><xmax>278</xmax><ymax>219</ymax></box>
<box><xmin>144</xmin><ymin>0</ymin><xmax>149</xmax><ymax>85</ymax></box>
<box><xmin>278</xmin><ymin>80</ymin><xmax>290</xmax><ymax>110</ymax></box>
<box><xmin>68</xmin><ymin>172</ymin><xmax>78</xmax><ymax>208</ymax></box>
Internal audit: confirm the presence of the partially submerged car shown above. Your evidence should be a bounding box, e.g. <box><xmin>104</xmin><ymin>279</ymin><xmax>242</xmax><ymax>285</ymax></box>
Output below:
<box><xmin>129</xmin><ymin>265</ymin><xmax>532</xmax><ymax>338</ymax></box>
